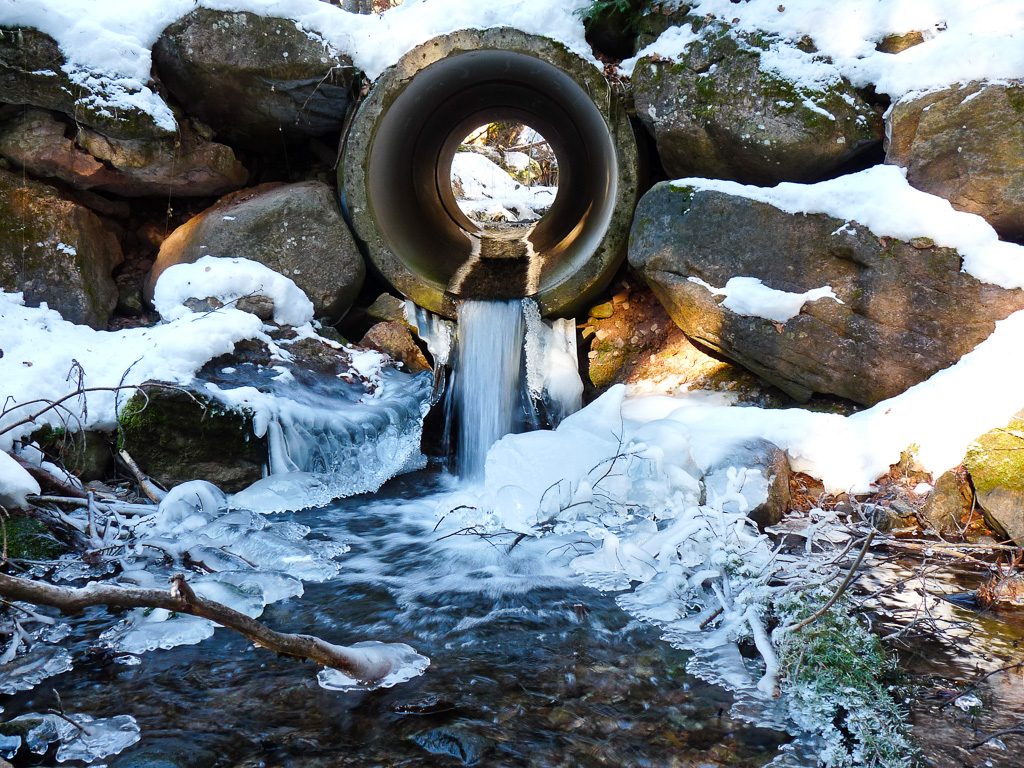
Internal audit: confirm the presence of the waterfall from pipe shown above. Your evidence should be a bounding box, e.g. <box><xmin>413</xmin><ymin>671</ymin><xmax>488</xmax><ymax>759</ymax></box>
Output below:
<box><xmin>453</xmin><ymin>299</ymin><xmax>526</xmax><ymax>481</ymax></box>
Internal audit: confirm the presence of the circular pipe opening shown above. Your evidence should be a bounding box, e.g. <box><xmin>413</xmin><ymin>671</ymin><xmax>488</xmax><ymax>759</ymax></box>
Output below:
<box><xmin>342</xmin><ymin>28</ymin><xmax>638</xmax><ymax>318</ymax></box>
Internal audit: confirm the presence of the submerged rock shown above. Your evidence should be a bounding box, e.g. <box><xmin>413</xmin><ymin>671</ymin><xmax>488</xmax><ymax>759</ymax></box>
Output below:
<box><xmin>0</xmin><ymin>27</ymin><xmax>173</xmax><ymax>140</ymax></box>
<box><xmin>147</xmin><ymin>182</ymin><xmax>365</xmax><ymax>321</ymax></box>
<box><xmin>965</xmin><ymin>414</ymin><xmax>1024</xmax><ymax>546</ymax></box>
<box><xmin>0</xmin><ymin>167</ymin><xmax>122</xmax><ymax>328</ymax></box>
<box><xmin>0</xmin><ymin>109</ymin><xmax>248</xmax><ymax>198</ymax></box>
<box><xmin>629</xmin><ymin>182</ymin><xmax>1024</xmax><ymax>405</ymax></box>
<box><xmin>631</xmin><ymin>21</ymin><xmax>882</xmax><ymax>184</ymax></box>
<box><xmin>886</xmin><ymin>81</ymin><xmax>1024</xmax><ymax>242</ymax></box>
<box><xmin>153</xmin><ymin>9</ymin><xmax>358</xmax><ymax>148</ymax></box>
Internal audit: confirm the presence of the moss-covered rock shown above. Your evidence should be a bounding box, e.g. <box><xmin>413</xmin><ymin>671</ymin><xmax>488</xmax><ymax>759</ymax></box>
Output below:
<box><xmin>0</xmin><ymin>167</ymin><xmax>122</xmax><ymax>328</ymax></box>
<box><xmin>0</xmin><ymin>108</ymin><xmax>248</xmax><ymax>198</ymax></box>
<box><xmin>146</xmin><ymin>181</ymin><xmax>364</xmax><ymax>322</ymax></box>
<box><xmin>0</xmin><ymin>27</ymin><xmax>173</xmax><ymax>140</ymax></box>
<box><xmin>965</xmin><ymin>415</ymin><xmax>1024</xmax><ymax>545</ymax></box>
<box><xmin>119</xmin><ymin>387</ymin><xmax>266</xmax><ymax>493</ymax></box>
<box><xmin>153</xmin><ymin>9</ymin><xmax>358</xmax><ymax>149</ymax></box>
<box><xmin>631</xmin><ymin>21</ymin><xmax>882</xmax><ymax>184</ymax></box>
<box><xmin>886</xmin><ymin>80</ymin><xmax>1024</xmax><ymax>242</ymax></box>
<box><xmin>2</xmin><ymin>514</ymin><xmax>64</xmax><ymax>560</ymax></box>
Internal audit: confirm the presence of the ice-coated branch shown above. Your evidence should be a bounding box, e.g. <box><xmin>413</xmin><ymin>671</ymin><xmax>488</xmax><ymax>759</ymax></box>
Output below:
<box><xmin>0</xmin><ymin>571</ymin><xmax>406</xmax><ymax>683</ymax></box>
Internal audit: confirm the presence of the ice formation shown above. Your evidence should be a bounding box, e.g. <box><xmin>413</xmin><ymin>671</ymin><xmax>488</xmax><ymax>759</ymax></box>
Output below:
<box><xmin>522</xmin><ymin>298</ymin><xmax>582</xmax><ymax>426</ymax></box>
<box><xmin>0</xmin><ymin>712</ymin><xmax>141</xmax><ymax>763</ymax></box>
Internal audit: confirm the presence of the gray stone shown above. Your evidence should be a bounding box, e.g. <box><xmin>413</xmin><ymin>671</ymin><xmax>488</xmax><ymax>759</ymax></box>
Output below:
<box><xmin>147</xmin><ymin>181</ymin><xmax>365</xmax><ymax>321</ymax></box>
<box><xmin>0</xmin><ymin>27</ymin><xmax>172</xmax><ymax>140</ymax></box>
<box><xmin>119</xmin><ymin>386</ymin><xmax>265</xmax><ymax>493</ymax></box>
<box><xmin>365</xmin><ymin>292</ymin><xmax>409</xmax><ymax>324</ymax></box>
<box><xmin>0</xmin><ymin>167</ymin><xmax>122</xmax><ymax>328</ymax></box>
<box><xmin>629</xmin><ymin>182</ymin><xmax>1024</xmax><ymax>405</ymax></box>
<box><xmin>921</xmin><ymin>469</ymin><xmax>971</xmax><ymax>537</ymax></box>
<box><xmin>0</xmin><ymin>109</ymin><xmax>248</xmax><ymax>198</ymax></box>
<box><xmin>702</xmin><ymin>439</ymin><xmax>791</xmax><ymax>528</ymax></box>
<box><xmin>153</xmin><ymin>10</ymin><xmax>357</xmax><ymax>148</ymax></box>
<box><xmin>886</xmin><ymin>81</ymin><xmax>1024</xmax><ymax>242</ymax></box>
<box><xmin>631</xmin><ymin>21</ymin><xmax>882</xmax><ymax>184</ymax></box>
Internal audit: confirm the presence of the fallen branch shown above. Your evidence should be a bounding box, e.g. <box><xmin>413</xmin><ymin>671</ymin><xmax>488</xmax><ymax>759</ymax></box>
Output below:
<box><xmin>117</xmin><ymin>450</ymin><xmax>166</xmax><ymax>503</ymax></box>
<box><xmin>0</xmin><ymin>572</ymin><xmax>403</xmax><ymax>683</ymax></box>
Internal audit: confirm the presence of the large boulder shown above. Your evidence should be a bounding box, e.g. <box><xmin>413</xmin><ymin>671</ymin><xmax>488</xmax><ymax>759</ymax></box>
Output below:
<box><xmin>964</xmin><ymin>414</ymin><xmax>1024</xmax><ymax>546</ymax></box>
<box><xmin>0</xmin><ymin>168</ymin><xmax>122</xmax><ymax>328</ymax></box>
<box><xmin>628</xmin><ymin>182</ymin><xmax>1024</xmax><ymax>405</ymax></box>
<box><xmin>153</xmin><ymin>10</ymin><xmax>357</xmax><ymax>148</ymax></box>
<box><xmin>886</xmin><ymin>81</ymin><xmax>1024</xmax><ymax>242</ymax></box>
<box><xmin>631</xmin><ymin>22</ymin><xmax>882</xmax><ymax>184</ymax></box>
<box><xmin>147</xmin><ymin>182</ymin><xmax>365</xmax><ymax>321</ymax></box>
<box><xmin>0</xmin><ymin>27</ymin><xmax>172</xmax><ymax>140</ymax></box>
<box><xmin>0</xmin><ymin>109</ymin><xmax>248</xmax><ymax>198</ymax></box>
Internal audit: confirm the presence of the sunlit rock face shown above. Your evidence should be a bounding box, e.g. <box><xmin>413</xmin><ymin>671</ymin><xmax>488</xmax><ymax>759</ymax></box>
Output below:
<box><xmin>966</xmin><ymin>412</ymin><xmax>1024</xmax><ymax>547</ymax></box>
<box><xmin>629</xmin><ymin>183</ymin><xmax>1024</xmax><ymax>406</ymax></box>
<box><xmin>146</xmin><ymin>182</ymin><xmax>366</xmax><ymax>322</ymax></box>
<box><xmin>886</xmin><ymin>81</ymin><xmax>1024</xmax><ymax>242</ymax></box>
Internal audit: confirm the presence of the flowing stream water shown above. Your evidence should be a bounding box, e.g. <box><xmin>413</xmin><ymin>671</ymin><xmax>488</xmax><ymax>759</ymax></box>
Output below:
<box><xmin>2</xmin><ymin>471</ymin><xmax>790</xmax><ymax>767</ymax></box>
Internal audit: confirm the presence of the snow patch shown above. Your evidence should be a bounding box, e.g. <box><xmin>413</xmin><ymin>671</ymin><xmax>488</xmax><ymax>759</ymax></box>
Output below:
<box><xmin>687</xmin><ymin>276</ymin><xmax>842</xmax><ymax>323</ymax></box>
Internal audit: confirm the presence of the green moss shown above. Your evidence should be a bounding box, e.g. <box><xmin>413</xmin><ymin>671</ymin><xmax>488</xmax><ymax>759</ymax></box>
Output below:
<box><xmin>776</xmin><ymin>590</ymin><xmax>916</xmax><ymax>767</ymax></box>
<box><xmin>1007</xmin><ymin>87</ymin><xmax>1024</xmax><ymax>114</ymax></box>
<box><xmin>2</xmin><ymin>515</ymin><xmax>64</xmax><ymax>560</ymax></box>
<box><xmin>965</xmin><ymin>417</ymin><xmax>1024</xmax><ymax>495</ymax></box>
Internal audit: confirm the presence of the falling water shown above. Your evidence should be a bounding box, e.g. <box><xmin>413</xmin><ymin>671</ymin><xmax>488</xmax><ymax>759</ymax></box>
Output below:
<box><xmin>453</xmin><ymin>299</ymin><xmax>526</xmax><ymax>481</ymax></box>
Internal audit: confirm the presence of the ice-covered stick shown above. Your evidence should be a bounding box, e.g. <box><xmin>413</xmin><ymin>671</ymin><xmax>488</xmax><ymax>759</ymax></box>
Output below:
<box><xmin>0</xmin><ymin>571</ymin><xmax>418</xmax><ymax>684</ymax></box>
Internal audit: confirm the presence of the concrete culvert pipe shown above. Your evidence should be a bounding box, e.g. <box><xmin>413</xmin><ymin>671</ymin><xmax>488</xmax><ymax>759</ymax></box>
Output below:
<box><xmin>341</xmin><ymin>28</ymin><xmax>639</xmax><ymax>319</ymax></box>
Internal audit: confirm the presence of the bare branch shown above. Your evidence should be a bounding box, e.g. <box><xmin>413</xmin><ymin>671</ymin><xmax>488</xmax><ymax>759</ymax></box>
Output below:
<box><xmin>0</xmin><ymin>571</ymin><xmax>402</xmax><ymax>683</ymax></box>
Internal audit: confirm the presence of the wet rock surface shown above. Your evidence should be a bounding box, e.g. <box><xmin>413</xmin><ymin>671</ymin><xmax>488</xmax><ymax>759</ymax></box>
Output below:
<box><xmin>147</xmin><ymin>182</ymin><xmax>365</xmax><ymax>321</ymax></box>
<box><xmin>631</xmin><ymin>21</ymin><xmax>882</xmax><ymax>184</ymax></box>
<box><xmin>629</xmin><ymin>182</ymin><xmax>1024</xmax><ymax>405</ymax></box>
<box><xmin>0</xmin><ymin>167</ymin><xmax>122</xmax><ymax>328</ymax></box>
<box><xmin>886</xmin><ymin>80</ymin><xmax>1024</xmax><ymax>242</ymax></box>
<box><xmin>153</xmin><ymin>9</ymin><xmax>357</xmax><ymax>149</ymax></box>
<box><xmin>359</xmin><ymin>320</ymin><xmax>431</xmax><ymax>373</ymax></box>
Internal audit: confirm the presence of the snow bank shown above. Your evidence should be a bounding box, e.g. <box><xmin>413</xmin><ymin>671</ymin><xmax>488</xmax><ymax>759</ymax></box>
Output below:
<box><xmin>452</xmin><ymin>152</ymin><xmax>557</xmax><ymax>223</ymax></box>
<box><xmin>153</xmin><ymin>256</ymin><xmax>315</xmax><ymax>326</ymax></box>
<box><xmin>675</xmin><ymin>166</ymin><xmax>1024</xmax><ymax>291</ymax></box>
<box><xmin>0</xmin><ymin>291</ymin><xmax>265</xmax><ymax>448</ymax></box>
<box><xmin>624</xmin><ymin>0</ymin><xmax>1024</xmax><ymax>99</ymax></box>
<box><xmin>0</xmin><ymin>0</ymin><xmax>597</xmax><ymax>132</ymax></box>
<box><xmin>0</xmin><ymin>451</ymin><xmax>40</xmax><ymax>507</ymax></box>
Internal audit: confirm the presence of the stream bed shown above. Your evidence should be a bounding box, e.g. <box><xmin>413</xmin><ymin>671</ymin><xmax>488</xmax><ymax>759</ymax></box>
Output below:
<box><xmin>2</xmin><ymin>470</ymin><xmax>790</xmax><ymax>767</ymax></box>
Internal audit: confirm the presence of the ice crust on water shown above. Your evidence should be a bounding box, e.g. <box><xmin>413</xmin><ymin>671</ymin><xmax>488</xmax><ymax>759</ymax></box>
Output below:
<box><xmin>0</xmin><ymin>712</ymin><xmax>140</xmax><ymax>763</ymax></box>
<box><xmin>0</xmin><ymin>644</ymin><xmax>73</xmax><ymax>695</ymax></box>
<box><xmin>96</xmin><ymin>479</ymin><xmax>347</xmax><ymax>656</ymax></box>
<box><xmin>316</xmin><ymin>641</ymin><xmax>431</xmax><ymax>692</ymax></box>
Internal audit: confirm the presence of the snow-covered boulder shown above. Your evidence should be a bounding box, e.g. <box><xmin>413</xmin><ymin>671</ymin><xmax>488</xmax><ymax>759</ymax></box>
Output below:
<box><xmin>629</xmin><ymin>171</ymin><xmax>1024</xmax><ymax>405</ymax></box>
<box><xmin>629</xmin><ymin>21</ymin><xmax>882</xmax><ymax>184</ymax></box>
<box><xmin>152</xmin><ymin>10</ymin><xmax>358</xmax><ymax>149</ymax></box>
<box><xmin>147</xmin><ymin>182</ymin><xmax>365</xmax><ymax>321</ymax></box>
<box><xmin>886</xmin><ymin>80</ymin><xmax>1024</xmax><ymax>242</ymax></box>
<box><xmin>0</xmin><ymin>26</ymin><xmax>173</xmax><ymax>140</ymax></box>
<box><xmin>0</xmin><ymin>108</ymin><xmax>248</xmax><ymax>198</ymax></box>
<box><xmin>0</xmin><ymin>167</ymin><xmax>122</xmax><ymax>328</ymax></box>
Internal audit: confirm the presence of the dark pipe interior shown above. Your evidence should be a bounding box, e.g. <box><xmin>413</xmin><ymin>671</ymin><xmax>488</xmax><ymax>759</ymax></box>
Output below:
<box><xmin>366</xmin><ymin>48</ymin><xmax>618</xmax><ymax>305</ymax></box>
